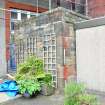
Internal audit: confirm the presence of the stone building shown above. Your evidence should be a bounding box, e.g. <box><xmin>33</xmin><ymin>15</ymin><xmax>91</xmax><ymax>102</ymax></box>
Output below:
<box><xmin>14</xmin><ymin>7</ymin><xmax>88</xmax><ymax>92</ymax></box>
<box><xmin>0</xmin><ymin>0</ymin><xmax>87</xmax><ymax>76</ymax></box>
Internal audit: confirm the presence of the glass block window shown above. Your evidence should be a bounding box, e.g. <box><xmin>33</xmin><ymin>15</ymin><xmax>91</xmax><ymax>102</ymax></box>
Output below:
<box><xmin>43</xmin><ymin>25</ymin><xmax>57</xmax><ymax>87</ymax></box>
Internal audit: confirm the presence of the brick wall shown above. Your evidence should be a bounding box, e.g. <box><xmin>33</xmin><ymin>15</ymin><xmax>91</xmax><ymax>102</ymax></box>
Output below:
<box><xmin>88</xmin><ymin>0</ymin><xmax>105</xmax><ymax>18</ymax></box>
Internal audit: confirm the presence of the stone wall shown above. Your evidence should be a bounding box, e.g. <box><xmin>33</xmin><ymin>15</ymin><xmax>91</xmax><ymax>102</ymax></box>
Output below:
<box><xmin>14</xmin><ymin>7</ymin><xmax>88</xmax><ymax>92</ymax></box>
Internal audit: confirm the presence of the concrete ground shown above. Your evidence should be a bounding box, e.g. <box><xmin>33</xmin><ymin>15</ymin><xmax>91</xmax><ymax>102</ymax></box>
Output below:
<box><xmin>1</xmin><ymin>92</ymin><xmax>105</xmax><ymax>105</ymax></box>
<box><xmin>0</xmin><ymin>94</ymin><xmax>64</xmax><ymax>105</ymax></box>
<box><xmin>87</xmin><ymin>90</ymin><xmax>105</xmax><ymax>105</ymax></box>
<box><xmin>97</xmin><ymin>95</ymin><xmax>105</xmax><ymax>105</ymax></box>
<box><xmin>0</xmin><ymin>93</ymin><xmax>20</xmax><ymax>104</ymax></box>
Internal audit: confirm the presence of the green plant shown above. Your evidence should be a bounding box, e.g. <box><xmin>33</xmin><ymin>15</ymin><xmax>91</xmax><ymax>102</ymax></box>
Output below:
<box><xmin>15</xmin><ymin>56</ymin><xmax>45</xmax><ymax>81</ymax></box>
<box><xmin>64</xmin><ymin>82</ymin><xmax>98</xmax><ymax>105</ymax></box>
<box><xmin>17</xmin><ymin>62</ymin><xmax>31</xmax><ymax>74</ymax></box>
<box><xmin>26</xmin><ymin>56</ymin><xmax>43</xmax><ymax>71</ymax></box>
<box><xmin>40</xmin><ymin>73</ymin><xmax>54</xmax><ymax>96</ymax></box>
<box><xmin>15</xmin><ymin>56</ymin><xmax>44</xmax><ymax>95</ymax></box>
<box><xmin>43</xmin><ymin>73</ymin><xmax>53</xmax><ymax>86</ymax></box>
<box><xmin>79</xmin><ymin>94</ymin><xmax>98</xmax><ymax>105</ymax></box>
<box><xmin>16</xmin><ymin>56</ymin><xmax>43</xmax><ymax>74</ymax></box>
<box><xmin>15</xmin><ymin>55</ymin><xmax>53</xmax><ymax>96</ymax></box>
<box><xmin>17</xmin><ymin>79</ymin><xmax>41</xmax><ymax>95</ymax></box>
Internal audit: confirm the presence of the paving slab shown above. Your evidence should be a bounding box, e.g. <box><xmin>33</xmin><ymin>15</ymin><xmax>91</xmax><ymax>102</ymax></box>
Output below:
<box><xmin>1</xmin><ymin>94</ymin><xmax>63</xmax><ymax>105</ymax></box>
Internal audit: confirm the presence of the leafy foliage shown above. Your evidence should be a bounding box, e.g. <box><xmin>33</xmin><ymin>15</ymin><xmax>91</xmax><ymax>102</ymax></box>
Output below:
<box><xmin>64</xmin><ymin>82</ymin><xmax>98</xmax><ymax>105</ymax></box>
<box><xmin>15</xmin><ymin>55</ymin><xmax>53</xmax><ymax>95</ymax></box>
<box><xmin>16</xmin><ymin>56</ymin><xmax>43</xmax><ymax>75</ymax></box>
<box><xmin>17</xmin><ymin>62</ymin><xmax>31</xmax><ymax>74</ymax></box>
<box><xmin>43</xmin><ymin>73</ymin><xmax>53</xmax><ymax>86</ymax></box>
<box><xmin>79</xmin><ymin>94</ymin><xmax>98</xmax><ymax>105</ymax></box>
<box><xmin>65</xmin><ymin>82</ymin><xmax>85</xmax><ymax>97</ymax></box>
<box><xmin>25</xmin><ymin>56</ymin><xmax>43</xmax><ymax>71</ymax></box>
<box><xmin>17</xmin><ymin>79</ymin><xmax>41</xmax><ymax>95</ymax></box>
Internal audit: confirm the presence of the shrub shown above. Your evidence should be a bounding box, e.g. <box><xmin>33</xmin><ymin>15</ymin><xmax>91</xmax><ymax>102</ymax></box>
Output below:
<box><xmin>17</xmin><ymin>79</ymin><xmax>41</xmax><ymax>95</ymax></box>
<box><xmin>64</xmin><ymin>82</ymin><xmax>98</xmax><ymax>105</ymax></box>
<box><xmin>15</xmin><ymin>55</ymin><xmax>53</xmax><ymax>96</ymax></box>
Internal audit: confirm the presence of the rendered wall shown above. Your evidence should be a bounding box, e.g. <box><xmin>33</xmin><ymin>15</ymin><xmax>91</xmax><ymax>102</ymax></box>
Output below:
<box><xmin>0</xmin><ymin>1</ymin><xmax>7</xmax><ymax>76</ymax></box>
<box><xmin>76</xmin><ymin>25</ymin><xmax>105</xmax><ymax>92</ymax></box>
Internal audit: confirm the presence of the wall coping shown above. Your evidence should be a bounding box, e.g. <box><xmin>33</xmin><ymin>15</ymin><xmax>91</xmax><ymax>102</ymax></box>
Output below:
<box><xmin>76</xmin><ymin>16</ymin><xmax>105</xmax><ymax>29</ymax></box>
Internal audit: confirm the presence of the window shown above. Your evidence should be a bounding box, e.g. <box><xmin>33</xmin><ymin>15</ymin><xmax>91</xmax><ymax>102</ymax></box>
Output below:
<box><xmin>31</xmin><ymin>14</ymin><xmax>37</xmax><ymax>18</ymax></box>
<box><xmin>11</xmin><ymin>12</ymin><xmax>17</xmax><ymax>19</ymax></box>
<box><xmin>56</xmin><ymin>0</ymin><xmax>60</xmax><ymax>6</ymax></box>
<box><xmin>10</xmin><ymin>9</ymin><xmax>38</xmax><ymax>32</ymax></box>
<box><xmin>71</xmin><ymin>2</ymin><xmax>75</xmax><ymax>11</ymax></box>
<box><xmin>11</xmin><ymin>22</ymin><xmax>15</xmax><ymax>31</ymax></box>
<box><xmin>21</xmin><ymin>13</ymin><xmax>27</xmax><ymax>19</ymax></box>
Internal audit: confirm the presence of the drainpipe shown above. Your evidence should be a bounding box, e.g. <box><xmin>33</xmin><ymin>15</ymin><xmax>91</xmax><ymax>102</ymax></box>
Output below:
<box><xmin>49</xmin><ymin>0</ymin><xmax>51</xmax><ymax>10</ymax></box>
<box><xmin>86</xmin><ymin>0</ymin><xmax>88</xmax><ymax>16</ymax></box>
<box><xmin>37</xmin><ymin>0</ymin><xmax>39</xmax><ymax>15</ymax></box>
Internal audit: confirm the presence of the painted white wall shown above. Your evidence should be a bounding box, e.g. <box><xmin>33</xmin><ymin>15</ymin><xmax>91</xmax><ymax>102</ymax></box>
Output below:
<box><xmin>76</xmin><ymin>25</ymin><xmax>105</xmax><ymax>92</ymax></box>
<box><xmin>0</xmin><ymin>1</ymin><xmax>7</xmax><ymax>76</ymax></box>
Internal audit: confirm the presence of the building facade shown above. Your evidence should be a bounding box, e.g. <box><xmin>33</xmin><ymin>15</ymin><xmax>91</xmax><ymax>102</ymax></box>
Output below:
<box><xmin>0</xmin><ymin>0</ymin><xmax>49</xmax><ymax>75</ymax></box>
<box><xmin>87</xmin><ymin>0</ymin><xmax>105</xmax><ymax>18</ymax></box>
<box><xmin>14</xmin><ymin>7</ymin><xmax>88</xmax><ymax>91</ymax></box>
<box><xmin>0</xmin><ymin>0</ymin><xmax>87</xmax><ymax>76</ymax></box>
